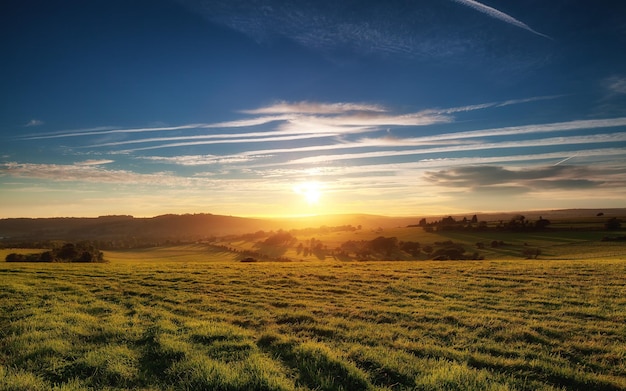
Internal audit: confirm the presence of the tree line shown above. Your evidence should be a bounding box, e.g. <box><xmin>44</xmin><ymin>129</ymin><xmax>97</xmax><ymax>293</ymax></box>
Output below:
<box><xmin>413</xmin><ymin>215</ymin><xmax>553</xmax><ymax>232</ymax></box>
<box><xmin>5</xmin><ymin>242</ymin><xmax>106</xmax><ymax>263</ymax></box>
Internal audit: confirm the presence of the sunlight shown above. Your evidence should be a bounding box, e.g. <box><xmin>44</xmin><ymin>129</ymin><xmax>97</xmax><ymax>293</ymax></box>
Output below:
<box><xmin>293</xmin><ymin>181</ymin><xmax>322</xmax><ymax>206</ymax></box>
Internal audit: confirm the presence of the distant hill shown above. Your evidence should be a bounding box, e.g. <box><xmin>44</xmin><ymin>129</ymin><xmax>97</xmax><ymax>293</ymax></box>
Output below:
<box><xmin>0</xmin><ymin>214</ymin><xmax>278</xmax><ymax>242</ymax></box>
<box><xmin>1</xmin><ymin>209</ymin><xmax>623</xmax><ymax>243</ymax></box>
<box><xmin>0</xmin><ymin>213</ymin><xmax>423</xmax><ymax>243</ymax></box>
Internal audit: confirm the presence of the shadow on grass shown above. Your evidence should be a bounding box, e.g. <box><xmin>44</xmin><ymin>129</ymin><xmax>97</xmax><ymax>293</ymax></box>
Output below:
<box><xmin>257</xmin><ymin>333</ymin><xmax>373</xmax><ymax>391</ymax></box>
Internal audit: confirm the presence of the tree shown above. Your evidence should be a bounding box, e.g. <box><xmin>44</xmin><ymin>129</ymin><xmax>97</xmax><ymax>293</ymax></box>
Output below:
<box><xmin>605</xmin><ymin>218</ymin><xmax>622</xmax><ymax>231</ymax></box>
<box><xmin>57</xmin><ymin>243</ymin><xmax>78</xmax><ymax>260</ymax></box>
<box><xmin>6</xmin><ymin>242</ymin><xmax>105</xmax><ymax>263</ymax></box>
<box><xmin>39</xmin><ymin>251</ymin><xmax>54</xmax><ymax>262</ymax></box>
<box><xmin>441</xmin><ymin>216</ymin><xmax>456</xmax><ymax>225</ymax></box>
<box><xmin>5</xmin><ymin>253</ymin><xmax>25</xmax><ymax>262</ymax></box>
<box><xmin>535</xmin><ymin>218</ymin><xmax>551</xmax><ymax>230</ymax></box>
<box><xmin>400</xmin><ymin>241</ymin><xmax>421</xmax><ymax>257</ymax></box>
<box><xmin>370</xmin><ymin>236</ymin><xmax>398</xmax><ymax>256</ymax></box>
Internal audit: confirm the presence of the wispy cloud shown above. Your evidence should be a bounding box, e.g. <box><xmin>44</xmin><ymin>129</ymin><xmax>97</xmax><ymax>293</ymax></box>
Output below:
<box><xmin>116</xmin><ymin>133</ymin><xmax>341</xmax><ymax>152</ymax></box>
<box><xmin>20</xmin><ymin>124</ymin><xmax>199</xmax><ymax>140</ymax></box>
<box><xmin>80</xmin><ymin>102</ymin><xmax>454</xmax><ymax>151</ymax></box>
<box><xmin>433</xmin><ymin>95</ymin><xmax>561</xmax><ymax>114</ymax></box>
<box><xmin>275</xmin><ymin>132</ymin><xmax>626</xmax><ymax>166</ymax></box>
<box><xmin>86</xmin><ymin>97</ymin><xmax>556</xmax><ymax>151</ymax></box>
<box><xmin>75</xmin><ymin>159</ymin><xmax>114</xmax><ymax>166</ymax></box>
<box><xmin>228</xmin><ymin>117</ymin><xmax>626</xmax><ymax>163</ymax></box>
<box><xmin>0</xmin><ymin>161</ymin><xmax>192</xmax><ymax>186</ymax></box>
<box><xmin>25</xmin><ymin>119</ymin><xmax>44</xmax><ymax>127</ymax></box>
<box><xmin>241</xmin><ymin>101</ymin><xmax>387</xmax><ymax>115</ymax></box>
<box><xmin>143</xmin><ymin>155</ymin><xmax>261</xmax><ymax>166</ymax></box>
<box><xmin>179</xmin><ymin>0</ymin><xmax>431</xmax><ymax>58</ymax></box>
<box><xmin>249</xmin><ymin>148</ymin><xmax>626</xmax><ymax>178</ymax></box>
<box><xmin>450</xmin><ymin>0</ymin><xmax>552</xmax><ymax>40</ymax></box>
<box><xmin>19</xmin><ymin>97</ymin><xmax>564</xmax><ymax>154</ymax></box>
<box><xmin>605</xmin><ymin>75</ymin><xmax>626</xmax><ymax>95</ymax></box>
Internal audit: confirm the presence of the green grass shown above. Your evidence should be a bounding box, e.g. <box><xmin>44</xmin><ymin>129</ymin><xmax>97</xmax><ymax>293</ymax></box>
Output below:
<box><xmin>1</xmin><ymin>258</ymin><xmax>625</xmax><ymax>390</ymax></box>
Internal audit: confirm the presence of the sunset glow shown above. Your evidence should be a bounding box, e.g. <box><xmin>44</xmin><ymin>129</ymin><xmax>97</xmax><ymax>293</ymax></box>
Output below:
<box><xmin>294</xmin><ymin>182</ymin><xmax>322</xmax><ymax>207</ymax></box>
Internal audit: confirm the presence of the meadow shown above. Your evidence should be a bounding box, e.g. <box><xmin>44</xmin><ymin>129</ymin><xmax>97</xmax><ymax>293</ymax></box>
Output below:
<box><xmin>1</xmin><ymin>250</ymin><xmax>625</xmax><ymax>390</ymax></box>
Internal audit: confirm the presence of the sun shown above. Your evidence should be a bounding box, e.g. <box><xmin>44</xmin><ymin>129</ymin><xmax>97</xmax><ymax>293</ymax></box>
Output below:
<box><xmin>293</xmin><ymin>181</ymin><xmax>322</xmax><ymax>206</ymax></box>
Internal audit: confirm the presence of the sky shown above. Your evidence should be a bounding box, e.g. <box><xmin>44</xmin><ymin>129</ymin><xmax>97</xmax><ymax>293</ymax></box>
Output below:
<box><xmin>1</xmin><ymin>0</ymin><xmax>625</xmax><ymax>218</ymax></box>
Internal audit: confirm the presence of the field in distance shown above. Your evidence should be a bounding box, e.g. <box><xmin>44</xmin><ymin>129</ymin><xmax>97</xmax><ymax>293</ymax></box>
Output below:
<box><xmin>1</xmin><ymin>258</ymin><xmax>625</xmax><ymax>390</ymax></box>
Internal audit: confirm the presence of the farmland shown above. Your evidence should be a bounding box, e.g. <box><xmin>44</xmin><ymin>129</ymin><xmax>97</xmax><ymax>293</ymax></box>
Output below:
<box><xmin>1</xmin><ymin>253</ymin><xmax>625</xmax><ymax>390</ymax></box>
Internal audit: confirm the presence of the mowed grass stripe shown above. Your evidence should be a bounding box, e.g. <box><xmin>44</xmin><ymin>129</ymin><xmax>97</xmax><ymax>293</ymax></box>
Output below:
<box><xmin>1</xmin><ymin>258</ymin><xmax>625</xmax><ymax>390</ymax></box>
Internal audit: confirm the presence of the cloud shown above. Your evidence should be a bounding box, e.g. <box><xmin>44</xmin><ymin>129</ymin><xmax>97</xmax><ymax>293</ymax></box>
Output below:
<box><xmin>178</xmin><ymin>0</ymin><xmax>431</xmax><ymax>58</ymax></box>
<box><xmin>605</xmin><ymin>76</ymin><xmax>626</xmax><ymax>95</ymax></box>
<box><xmin>87</xmin><ymin>97</ymin><xmax>559</xmax><ymax>152</ymax></box>
<box><xmin>423</xmin><ymin>165</ymin><xmax>606</xmax><ymax>192</ymax></box>
<box><xmin>450</xmin><ymin>0</ymin><xmax>551</xmax><ymax>40</ymax></box>
<box><xmin>143</xmin><ymin>155</ymin><xmax>261</xmax><ymax>166</ymax></box>
<box><xmin>178</xmin><ymin>0</ymin><xmax>553</xmax><ymax>66</ymax></box>
<box><xmin>81</xmin><ymin>101</ymin><xmax>454</xmax><ymax>151</ymax></box>
<box><xmin>276</xmin><ymin>132</ymin><xmax>626</xmax><ymax>166</ymax></box>
<box><xmin>0</xmin><ymin>162</ymin><xmax>192</xmax><ymax>186</ymax></box>
<box><xmin>116</xmin><ymin>133</ymin><xmax>341</xmax><ymax>152</ymax></box>
<box><xmin>232</xmin><ymin>116</ymin><xmax>626</xmax><ymax>162</ymax></box>
<box><xmin>74</xmin><ymin>159</ymin><xmax>114</xmax><ymax>166</ymax></box>
<box><xmin>245</xmin><ymin>148</ymin><xmax>626</xmax><ymax>181</ymax></box>
<box><xmin>25</xmin><ymin>119</ymin><xmax>44</xmax><ymax>127</ymax></box>
<box><xmin>241</xmin><ymin>101</ymin><xmax>387</xmax><ymax>115</ymax></box>
<box><xmin>20</xmin><ymin>124</ymin><xmax>198</xmax><ymax>140</ymax></box>
<box><xmin>20</xmin><ymin>97</ymin><xmax>563</xmax><ymax>153</ymax></box>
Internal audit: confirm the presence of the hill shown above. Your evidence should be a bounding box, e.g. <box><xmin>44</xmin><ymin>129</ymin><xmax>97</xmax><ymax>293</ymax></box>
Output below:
<box><xmin>1</xmin><ymin>208</ymin><xmax>623</xmax><ymax>244</ymax></box>
<box><xmin>0</xmin><ymin>214</ymin><xmax>275</xmax><ymax>242</ymax></box>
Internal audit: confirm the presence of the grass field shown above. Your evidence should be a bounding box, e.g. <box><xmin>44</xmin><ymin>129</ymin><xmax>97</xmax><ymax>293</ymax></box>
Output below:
<box><xmin>1</xmin><ymin>254</ymin><xmax>625</xmax><ymax>390</ymax></box>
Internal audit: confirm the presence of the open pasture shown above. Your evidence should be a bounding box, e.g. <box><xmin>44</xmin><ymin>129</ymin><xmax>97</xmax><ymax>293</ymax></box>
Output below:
<box><xmin>1</xmin><ymin>257</ymin><xmax>625</xmax><ymax>390</ymax></box>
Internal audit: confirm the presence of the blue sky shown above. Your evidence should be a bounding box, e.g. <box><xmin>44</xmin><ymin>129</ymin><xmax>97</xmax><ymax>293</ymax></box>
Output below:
<box><xmin>1</xmin><ymin>0</ymin><xmax>625</xmax><ymax>218</ymax></box>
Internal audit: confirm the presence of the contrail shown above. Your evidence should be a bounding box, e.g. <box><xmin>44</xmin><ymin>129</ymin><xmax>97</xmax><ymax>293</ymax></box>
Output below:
<box><xmin>450</xmin><ymin>0</ymin><xmax>552</xmax><ymax>40</ymax></box>
<box><xmin>553</xmin><ymin>154</ymin><xmax>577</xmax><ymax>166</ymax></box>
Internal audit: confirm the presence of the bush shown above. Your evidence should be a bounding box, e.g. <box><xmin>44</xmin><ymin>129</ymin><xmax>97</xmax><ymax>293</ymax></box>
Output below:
<box><xmin>522</xmin><ymin>248</ymin><xmax>542</xmax><ymax>259</ymax></box>
<box><xmin>605</xmin><ymin>218</ymin><xmax>622</xmax><ymax>230</ymax></box>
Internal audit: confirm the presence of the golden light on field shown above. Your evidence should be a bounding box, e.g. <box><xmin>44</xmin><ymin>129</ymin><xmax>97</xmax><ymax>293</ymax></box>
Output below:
<box><xmin>293</xmin><ymin>181</ymin><xmax>322</xmax><ymax>207</ymax></box>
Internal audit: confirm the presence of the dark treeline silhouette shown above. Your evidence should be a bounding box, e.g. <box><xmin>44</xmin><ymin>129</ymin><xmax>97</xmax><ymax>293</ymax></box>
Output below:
<box><xmin>414</xmin><ymin>215</ymin><xmax>554</xmax><ymax>232</ymax></box>
<box><xmin>5</xmin><ymin>242</ymin><xmax>105</xmax><ymax>263</ymax></box>
<box><xmin>1</xmin><ymin>238</ymin><xmax>192</xmax><ymax>251</ymax></box>
<box><xmin>413</xmin><ymin>214</ymin><xmax>623</xmax><ymax>233</ymax></box>
<box><xmin>335</xmin><ymin>237</ymin><xmax>482</xmax><ymax>261</ymax></box>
